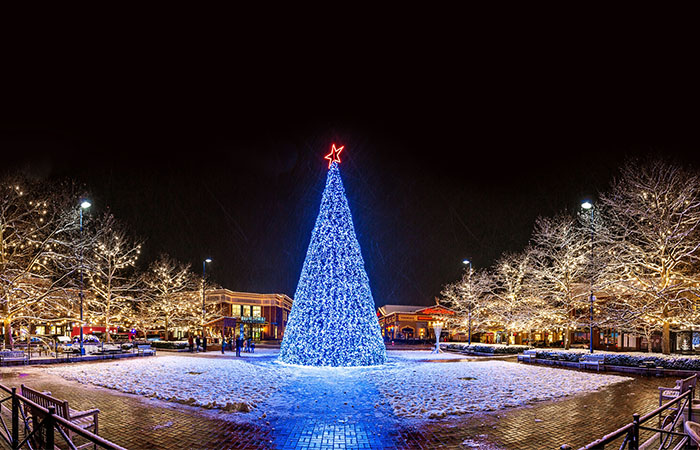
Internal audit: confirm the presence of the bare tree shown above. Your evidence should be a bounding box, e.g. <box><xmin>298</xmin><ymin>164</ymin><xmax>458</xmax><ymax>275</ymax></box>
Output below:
<box><xmin>84</xmin><ymin>213</ymin><xmax>142</xmax><ymax>341</ymax></box>
<box><xmin>600</xmin><ymin>158</ymin><xmax>700</xmax><ymax>353</ymax></box>
<box><xmin>142</xmin><ymin>254</ymin><xmax>197</xmax><ymax>341</ymax></box>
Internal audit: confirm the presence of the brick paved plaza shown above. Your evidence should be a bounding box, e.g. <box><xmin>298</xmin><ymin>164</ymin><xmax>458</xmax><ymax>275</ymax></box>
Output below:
<box><xmin>0</xmin><ymin>352</ymin><xmax>678</xmax><ymax>449</ymax></box>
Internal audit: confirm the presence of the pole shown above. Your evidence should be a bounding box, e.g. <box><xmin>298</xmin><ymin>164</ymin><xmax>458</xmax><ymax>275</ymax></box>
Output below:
<box><xmin>202</xmin><ymin>261</ymin><xmax>206</xmax><ymax>340</ymax></box>
<box><xmin>467</xmin><ymin>261</ymin><xmax>472</xmax><ymax>346</ymax></box>
<box><xmin>589</xmin><ymin>207</ymin><xmax>594</xmax><ymax>354</ymax></box>
<box><xmin>79</xmin><ymin>207</ymin><xmax>84</xmax><ymax>356</ymax></box>
<box><xmin>468</xmin><ymin>308</ymin><xmax>472</xmax><ymax>346</ymax></box>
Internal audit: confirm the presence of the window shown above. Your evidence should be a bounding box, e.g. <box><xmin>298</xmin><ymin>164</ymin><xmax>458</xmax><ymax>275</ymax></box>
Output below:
<box><xmin>252</xmin><ymin>306</ymin><xmax>261</xmax><ymax>317</ymax></box>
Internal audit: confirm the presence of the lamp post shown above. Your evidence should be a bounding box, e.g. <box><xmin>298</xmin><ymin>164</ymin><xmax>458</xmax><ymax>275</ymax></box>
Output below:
<box><xmin>463</xmin><ymin>259</ymin><xmax>473</xmax><ymax>345</ymax></box>
<box><xmin>202</xmin><ymin>258</ymin><xmax>212</xmax><ymax>339</ymax></box>
<box><xmin>581</xmin><ymin>201</ymin><xmax>595</xmax><ymax>354</ymax></box>
<box><xmin>79</xmin><ymin>200</ymin><xmax>91</xmax><ymax>356</ymax></box>
<box><xmin>432</xmin><ymin>321</ymin><xmax>443</xmax><ymax>354</ymax></box>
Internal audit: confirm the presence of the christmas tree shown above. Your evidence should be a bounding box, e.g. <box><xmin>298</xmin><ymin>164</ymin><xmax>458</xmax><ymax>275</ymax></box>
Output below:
<box><xmin>279</xmin><ymin>145</ymin><xmax>387</xmax><ymax>366</ymax></box>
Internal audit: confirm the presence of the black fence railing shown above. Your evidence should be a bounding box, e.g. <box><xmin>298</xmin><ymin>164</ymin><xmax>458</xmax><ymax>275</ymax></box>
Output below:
<box><xmin>571</xmin><ymin>387</ymin><xmax>693</xmax><ymax>450</ymax></box>
<box><xmin>0</xmin><ymin>383</ymin><xmax>127</xmax><ymax>450</ymax></box>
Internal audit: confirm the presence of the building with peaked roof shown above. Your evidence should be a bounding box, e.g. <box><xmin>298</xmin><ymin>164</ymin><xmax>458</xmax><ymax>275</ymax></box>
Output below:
<box><xmin>377</xmin><ymin>303</ymin><xmax>457</xmax><ymax>341</ymax></box>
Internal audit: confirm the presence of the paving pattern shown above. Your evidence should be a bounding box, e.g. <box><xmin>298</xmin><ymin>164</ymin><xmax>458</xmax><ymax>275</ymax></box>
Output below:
<box><xmin>0</xmin><ymin>354</ymin><xmax>680</xmax><ymax>449</ymax></box>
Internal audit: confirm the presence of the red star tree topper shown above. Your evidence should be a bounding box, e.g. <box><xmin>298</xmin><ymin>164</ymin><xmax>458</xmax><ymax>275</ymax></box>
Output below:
<box><xmin>324</xmin><ymin>143</ymin><xmax>344</xmax><ymax>169</ymax></box>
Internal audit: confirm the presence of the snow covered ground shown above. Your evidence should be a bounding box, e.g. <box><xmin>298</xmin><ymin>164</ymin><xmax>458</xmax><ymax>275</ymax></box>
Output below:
<box><xmin>47</xmin><ymin>349</ymin><xmax>632</xmax><ymax>422</ymax></box>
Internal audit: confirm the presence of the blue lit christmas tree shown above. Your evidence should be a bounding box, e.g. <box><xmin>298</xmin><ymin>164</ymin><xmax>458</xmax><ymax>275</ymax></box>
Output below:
<box><xmin>279</xmin><ymin>145</ymin><xmax>387</xmax><ymax>367</ymax></box>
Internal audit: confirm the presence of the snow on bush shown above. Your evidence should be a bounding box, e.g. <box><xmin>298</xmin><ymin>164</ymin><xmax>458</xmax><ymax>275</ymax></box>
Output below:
<box><xmin>443</xmin><ymin>342</ymin><xmax>532</xmax><ymax>354</ymax></box>
<box><xmin>531</xmin><ymin>349</ymin><xmax>700</xmax><ymax>370</ymax></box>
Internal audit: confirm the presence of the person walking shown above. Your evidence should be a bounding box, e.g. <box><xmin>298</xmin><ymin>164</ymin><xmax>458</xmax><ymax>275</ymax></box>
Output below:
<box><xmin>202</xmin><ymin>335</ymin><xmax>207</xmax><ymax>352</ymax></box>
<box><xmin>195</xmin><ymin>335</ymin><xmax>201</xmax><ymax>352</ymax></box>
<box><xmin>236</xmin><ymin>335</ymin><xmax>242</xmax><ymax>357</ymax></box>
<box><xmin>221</xmin><ymin>333</ymin><xmax>225</xmax><ymax>354</ymax></box>
<box><xmin>188</xmin><ymin>335</ymin><xmax>194</xmax><ymax>353</ymax></box>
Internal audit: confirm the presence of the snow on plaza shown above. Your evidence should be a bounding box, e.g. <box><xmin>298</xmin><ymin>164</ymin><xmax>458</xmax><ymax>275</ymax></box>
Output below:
<box><xmin>47</xmin><ymin>349</ymin><xmax>632</xmax><ymax>422</ymax></box>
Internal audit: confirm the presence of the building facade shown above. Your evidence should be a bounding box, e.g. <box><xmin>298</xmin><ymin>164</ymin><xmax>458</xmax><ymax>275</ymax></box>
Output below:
<box><xmin>202</xmin><ymin>289</ymin><xmax>293</xmax><ymax>342</ymax></box>
<box><xmin>377</xmin><ymin>304</ymin><xmax>456</xmax><ymax>341</ymax></box>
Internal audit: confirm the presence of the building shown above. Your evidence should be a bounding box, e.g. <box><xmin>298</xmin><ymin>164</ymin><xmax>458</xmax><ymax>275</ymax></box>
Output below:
<box><xmin>377</xmin><ymin>304</ymin><xmax>456</xmax><ymax>341</ymax></box>
<box><xmin>202</xmin><ymin>289</ymin><xmax>293</xmax><ymax>342</ymax></box>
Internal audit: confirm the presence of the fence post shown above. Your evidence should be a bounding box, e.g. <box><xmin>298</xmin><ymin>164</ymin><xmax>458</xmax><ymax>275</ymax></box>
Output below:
<box><xmin>11</xmin><ymin>387</ymin><xmax>19</xmax><ymax>449</ymax></box>
<box><xmin>631</xmin><ymin>413</ymin><xmax>640</xmax><ymax>450</ymax></box>
<box><xmin>688</xmin><ymin>388</ymin><xmax>694</xmax><ymax>424</ymax></box>
<box><xmin>45</xmin><ymin>406</ymin><xmax>55</xmax><ymax>449</ymax></box>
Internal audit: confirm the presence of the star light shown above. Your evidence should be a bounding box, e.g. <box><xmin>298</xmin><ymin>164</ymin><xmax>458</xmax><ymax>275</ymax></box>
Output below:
<box><xmin>323</xmin><ymin>143</ymin><xmax>344</xmax><ymax>169</ymax></box>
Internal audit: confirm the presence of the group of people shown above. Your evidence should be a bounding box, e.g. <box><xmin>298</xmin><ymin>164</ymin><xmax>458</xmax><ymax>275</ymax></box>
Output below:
<box><xmin>186</xmin><ymin>334</ymin><xmax>254</xmax><ymax>357</ymax></box>
<box><xmin>188</xmin><ymin>335</ymin><xmax>207</xmax><ymax>353</ymax></box>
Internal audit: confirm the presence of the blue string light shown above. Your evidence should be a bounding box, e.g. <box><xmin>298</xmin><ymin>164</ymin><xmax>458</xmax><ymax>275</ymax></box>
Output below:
<box><xmin>279</xmin><ymin>161</ymin><xmax>386</xmax><ymax>366</ymax></box>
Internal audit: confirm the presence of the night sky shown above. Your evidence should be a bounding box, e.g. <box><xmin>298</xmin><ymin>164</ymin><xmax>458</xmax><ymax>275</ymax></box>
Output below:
<box><xmin>2</xmin><ymin>24</ymin><xmax>698</xmax><ymax>307</ymax></box>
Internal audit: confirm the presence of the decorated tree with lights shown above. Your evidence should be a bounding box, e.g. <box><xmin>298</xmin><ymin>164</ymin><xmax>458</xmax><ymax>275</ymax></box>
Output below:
<box><xmin>529</xmin><ymin>213</ymin><xmax>592</xmax><ymax>349</ymax></box>
<box><xmin>440</xmin><ymin>267</ymin><xmax>494</xmax><ymax>344</ymax></box>
<box><xmin>142</xmin><ymin>254</ymin><xmax>197</xmax><ymax>341</ymax></box>
<box><xmin>279</xmin><ymin>145</ymin><xmax>386</xmax><ymax>366</ymax></box>
<box><xmin>0</xmin><ymin>177</ymin><xmax>86</xmax><ymax>349</ymax></box>
<box><xmin>600</xmin><ymin>159</ymin><xmax>700</xmax><ymax>354</ymax></box>
<box><xmin>84</xmin><ymin>213</ymin><xmax>142</xmax><ymax>341</ymax></box>
<box><xmin>490</xmin><ymin>249</ymin><xmax>544</xmax><ymax>344</ymax></box>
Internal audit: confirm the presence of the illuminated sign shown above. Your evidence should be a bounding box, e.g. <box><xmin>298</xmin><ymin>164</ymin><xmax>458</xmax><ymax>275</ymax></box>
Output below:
<box><xmin>241</xmin><ymin>316</ymin><xmax>265</xmax><ymax>323</ymax></box>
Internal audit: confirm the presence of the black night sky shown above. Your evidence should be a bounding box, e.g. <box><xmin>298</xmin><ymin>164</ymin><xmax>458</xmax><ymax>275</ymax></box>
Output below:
<box><xmin>2</xmin><ymin>21</ymin><xmax>698</xmax><ymax>307</ymax></box>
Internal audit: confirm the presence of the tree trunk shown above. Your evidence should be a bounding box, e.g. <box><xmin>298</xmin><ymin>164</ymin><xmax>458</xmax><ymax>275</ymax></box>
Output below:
<box><xmin>3</xmin><ymin>318</ymin><xmax>13</xmax><ymax>350</ymax></box>
<box><xmin>662</xmin><ymin>321</ymin><xmax>671</xmax><ymax>354</ymax></box>
<box><xmin>564</xmin><ymin>326</ymin><xmax>571</xmax><ymax>350</ymax></box>
<box><xmin>165</xmin><ymin>316</ymin><xmax>170</xmax><ymax>342</ymax></box>
<box><xmin>646</xmin><ymin>332</ymin><xmax>653</xmax><ymax>353</ymax></box>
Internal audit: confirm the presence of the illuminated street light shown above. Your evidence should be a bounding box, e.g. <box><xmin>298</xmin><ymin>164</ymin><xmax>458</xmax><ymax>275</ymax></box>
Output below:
<box><xmin>79</xmin><ymin>199</ymin><xmax>91</xmax><ymax>356</ymax></box>
<box><xmin>582</xmin><ymin>200</ymin><xmax>595</xmax><ymax>353</ymax></box>
<box><xmin>202</xmin><ymin>258</ymin><xmax>212</xmax><ymax>339</ymax></box>
<box><xmin>463</xmin><ymin>259</ymin><xmax>473</xmax><ymax>345</ymax></box>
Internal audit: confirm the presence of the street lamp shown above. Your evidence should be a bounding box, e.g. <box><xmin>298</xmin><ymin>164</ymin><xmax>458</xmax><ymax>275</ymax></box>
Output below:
<box><xmin>202</xmin><ymin>258</ymin><xmax>212</xmax><ymax>339</ymax></box>
<box><xmin>79</xmin><ymin>199</ymin><xmax>91</xmax><ymax>356</ymax></box>
<box><xmin>581</xmin><ymin>200</ymin><xmax>595</xmax><ymax>353</ymax></box>
<box><xmin>463</xmin><ymin>259</ymin><xmax>473</xmax><ymax>345</ymax></box>
<box><xmin>432</xmin><ymin>321</ymin><xmax>443</xmax><ymax>354</ymax></box>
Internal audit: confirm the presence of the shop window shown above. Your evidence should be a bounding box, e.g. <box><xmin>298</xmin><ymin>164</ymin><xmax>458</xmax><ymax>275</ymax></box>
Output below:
<box><xmin>253</xmin><ymin>306</ymin><xmax>261</xmax><ymax>317</ymax></box>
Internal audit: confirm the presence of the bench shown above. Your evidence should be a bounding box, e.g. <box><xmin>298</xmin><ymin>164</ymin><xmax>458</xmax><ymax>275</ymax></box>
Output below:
<box><xmin>579</xmin><ymin>354</ymin><xmax>606</xmax><ymax>371</ymax></box>
<box><xmin>0</xmin><ymin>350</ymin><xmax>28</xmax><ymax>364</ymax></box>
<box><xmin>136</xmin><ymin>344</ymin><xmax>156</xmax><ymax>356</ymax></box>
<box><xmin>659</xmin><ymin>374</ymin><xmax>697</xmax><ymax>407</ymax></box>
<box><xmin>517</xmin><ymin>350</ymin><xmax>537</xmax><ymax>363</ymax></box>
<box><xmin>20</xmin><ymin>384</ymin><xmax>99</xmax><ymax>449</ymax></box>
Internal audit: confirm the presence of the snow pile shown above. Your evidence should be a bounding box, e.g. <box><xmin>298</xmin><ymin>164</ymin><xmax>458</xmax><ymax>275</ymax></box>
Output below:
<box><xmin>47</xmin><ymin>355</ymin><xmax>287</xmax><ymax>412</ymax></box>
<box><xmin>369</xmin><ymin>358</ymin><xmax>632</xmax><ymax>419</ymax></box>
<box><xmin>46</xmin><ymin>351</ymin><xmax>633</xmax><ymax>421</ymax></box>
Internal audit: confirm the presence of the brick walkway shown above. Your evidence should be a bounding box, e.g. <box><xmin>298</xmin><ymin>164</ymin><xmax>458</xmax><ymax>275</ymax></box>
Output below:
<box><xmin>0</xmin><ymin>356</ymin><xmax>679</xmax><ymax>449</ymax></box>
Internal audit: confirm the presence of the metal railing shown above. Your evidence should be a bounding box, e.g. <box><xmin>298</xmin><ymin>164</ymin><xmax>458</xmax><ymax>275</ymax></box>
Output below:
<box><xmin>0</xmin><ymin>383</ymin><xmax>127</xmax><ymax>450</ymax></box>
<box><xmin>572</xmin><ymin>387</ymin><xmax>694</xmax><ymax>450</ymax></box>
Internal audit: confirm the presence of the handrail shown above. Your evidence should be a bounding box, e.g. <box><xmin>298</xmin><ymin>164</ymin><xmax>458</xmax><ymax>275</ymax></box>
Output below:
<box><xmin>578</xmin><ymin>387</ymin><xmax>693</xmax><ymax>450</ymax></box>
<box><xmin>0</xmin><ymin>382</ymin><xmax>127</xmax><ymax>450</ymax></box>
